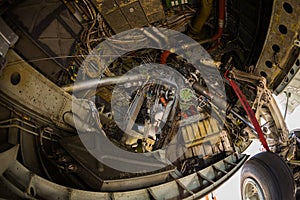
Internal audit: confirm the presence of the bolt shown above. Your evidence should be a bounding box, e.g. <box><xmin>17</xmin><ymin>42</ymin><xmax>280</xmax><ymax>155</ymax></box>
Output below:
<box><xmin>67</xmin><ymin>164</ymin><xmax>78</xmax><ymax>172</ymax></box>
<box><xmin>124</xmin><ymin>82</ymin><xmax>132</xmax><ymax>88</ymax></box>
<box><xmin>58</xmin><ymin>155</ymin><xmax>72</xmax><ymax>163</ymax></box>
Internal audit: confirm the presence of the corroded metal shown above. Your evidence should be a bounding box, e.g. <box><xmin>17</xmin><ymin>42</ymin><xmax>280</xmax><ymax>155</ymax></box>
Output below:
<box><xmin>0</xmin><ymin>50</ymin><xmax>91</xmax><ymax>131</ymax></box>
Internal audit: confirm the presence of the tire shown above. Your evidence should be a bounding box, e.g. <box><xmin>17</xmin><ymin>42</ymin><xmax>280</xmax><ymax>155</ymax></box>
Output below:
<box><xmin>241</xmin><ymin>152</ymin><xmax>295</xmax><ymax>200</ymax></box>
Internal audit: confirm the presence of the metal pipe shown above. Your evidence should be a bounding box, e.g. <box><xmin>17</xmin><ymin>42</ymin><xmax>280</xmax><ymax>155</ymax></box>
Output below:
<box><xmin>192</xmin><ymin>81</ymin><xmax>227</xmax><ymax>110</ymax></box>
<box><xmin>61</xmin><ymin>75</ymin><xmax>149</xmax><ymax>92</ymax></box>
<box><xmin>230</xmin><ymin>110</ymin><xmax>255</xmax><ymax>130</ymax></box>
<box><xmin>0</xmin><ymin>118</ymin><xmax>36</xmax><ymax>128</ymax></box>
<box><xmin>63</xmin><ymin>112</ymin><xmax>98</xmax><ymax>133</ymax></box>
<box><xmin>0</xmin><ymin>124</ymin><xmax>55</xmax><ymax>141</ymax></box>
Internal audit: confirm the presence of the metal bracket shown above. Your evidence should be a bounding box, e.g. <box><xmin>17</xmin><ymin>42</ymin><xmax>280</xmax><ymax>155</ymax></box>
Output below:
<box><xmin>0</xmin><ymin>18</ymin><xmax>19</xmax><ymax>57</ymax></box>
<box><xmin>0</xmin><ymin>17</ymin><xmax>18</xmax><ymax>75</ymax></box>
<box><xmin>294</xmin><ymin>39</ymin><xmax>300</xmax><ymax>48</ymax></box>
<box><xmin>251</xmin><ymin>80</ymin><xmax>272</xmax><ymax>118</ymax></box>
<box><xmin>229</xmin><ymin>68</ymin><xmax>263</xmax><ymax>84</ymax></box>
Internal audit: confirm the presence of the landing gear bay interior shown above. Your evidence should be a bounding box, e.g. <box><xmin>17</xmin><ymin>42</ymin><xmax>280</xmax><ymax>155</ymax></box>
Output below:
<box><xmin>0</xmin><ymin>0</ymin><xmax>299</xmax><ymax>199</ymax></box>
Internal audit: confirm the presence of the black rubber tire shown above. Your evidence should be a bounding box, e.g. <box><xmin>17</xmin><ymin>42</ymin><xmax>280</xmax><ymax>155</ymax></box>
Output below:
<box><xmin>241</xmin><ymin>152</ymin><xmax>295</xmax><ymax>200</ymax></box>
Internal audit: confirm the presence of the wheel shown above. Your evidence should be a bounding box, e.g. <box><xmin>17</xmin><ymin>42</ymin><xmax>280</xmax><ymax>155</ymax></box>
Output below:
<box><xmin>241</xmin><ymin>152</ymin><xmax>295</xmax><ymax>200</ymax></box>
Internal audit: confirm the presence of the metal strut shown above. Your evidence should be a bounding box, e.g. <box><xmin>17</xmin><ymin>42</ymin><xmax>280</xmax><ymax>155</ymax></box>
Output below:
<box><xmin>225</xmin><ymin>71</ymin><xmax>270</xmax><ymax>151</ymax></box>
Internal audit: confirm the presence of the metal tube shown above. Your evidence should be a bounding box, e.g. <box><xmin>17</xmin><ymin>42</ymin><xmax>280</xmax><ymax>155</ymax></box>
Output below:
<box><xmin>230</xmin><ymin>110</ymin><xmax>255</xmax><ymax>130</ymax></box>
<box><xmin>192</xmin><ymin>81</ymin><xmax>227</xmax><ymax>110</ymax></box>
<box><xmin>61</xmin><ymin>75</ymin><xmax>149</xmax><ymax>92</ymax></box>
<box><xmin>0</xmin><ymin>124</ymin><xmax>55</xmax><ymax>141</ymax></box>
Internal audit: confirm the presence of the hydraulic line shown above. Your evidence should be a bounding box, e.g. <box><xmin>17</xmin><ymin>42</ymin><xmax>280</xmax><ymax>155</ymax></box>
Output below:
<box><xmin>192</xmin><ymin>82</ymin><xmax>227</xmax><ymax>111</ymax></box>
<box><xmin>230</xmin><ymin>110</ymin><xmax>255</xmax><ymax>130</ymax></box>
<box><xmin>61</xmin><ymin>74</ymin><xmax>148</xmax><ymax>92</ymax></box>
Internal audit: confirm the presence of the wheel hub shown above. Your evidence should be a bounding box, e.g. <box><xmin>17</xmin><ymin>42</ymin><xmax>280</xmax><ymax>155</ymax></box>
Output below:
<box><xmin>242</xmin><ymin>178</ymin><xmax>265</xmax><ymax>200</ymax></box>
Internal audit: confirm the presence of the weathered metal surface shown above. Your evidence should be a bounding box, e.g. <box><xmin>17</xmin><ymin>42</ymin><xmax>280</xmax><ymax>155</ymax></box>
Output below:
<box><xmin>100</xmin><ymin>0</ymin><xmax>165</xmax><ymax>33</ymax></box>
<box><xmin>275</xmin><ymin>54</ymin><xmax>300</xmax><ymax>95</ymax></box>
<box><xmin>0</xmin><ymin>153</ymin><xmax>248</xmax><ymax>200</ymax></box>
<box><xmin>139</xmin><ymin>0</ymin><xmax>165</xmax><ymax>23</ymax></box>
<box><xmin>120</xmin><ymin>1</ymin><xmax>148</xmax><ymax>28</ymax></box>
<box><xmin>0</xmin><ymin>50</ymin><xmax>85</xmax><ymax>131</ymax></box>
<box><xmin>101</xmin><ymin>0</ymin><xmax>131</xmax><ymax>33</ymax></box>
<box><xmin>101</xmin><ymin>169</ymin><xmax>174</xmax><ymax>191</ymax></box>
<box><xmin>254</xmin><ymin>0</ymin><xmax>300</xmax><ymax>90</ymax></box>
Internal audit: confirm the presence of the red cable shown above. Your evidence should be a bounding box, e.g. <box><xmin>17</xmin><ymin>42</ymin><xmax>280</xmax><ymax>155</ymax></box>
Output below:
<box><xmin>225</xmin><ymin>71</ymin><xmax>270</xmax><ymax>151</ymax></box>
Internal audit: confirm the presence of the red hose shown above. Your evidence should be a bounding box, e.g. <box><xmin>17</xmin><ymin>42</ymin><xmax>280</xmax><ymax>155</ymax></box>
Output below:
<box><xmin>160</xmin><ymin>50</ymin><xmax>171</xmax><ymax>64</ymax></box>
<box><xmin>205</xmin><ymin>0</ymin><xmax>225</xmax><ymax>51</ymax></box>
<box><xmin>212</xmin><ymin>0</ymin><xmax>225</xmax><ymax>41</ymax></box>
<box><xmin>165</xmin><ymin>1</ymin><xmax>226</xmax><ymax>51</ymax></box>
